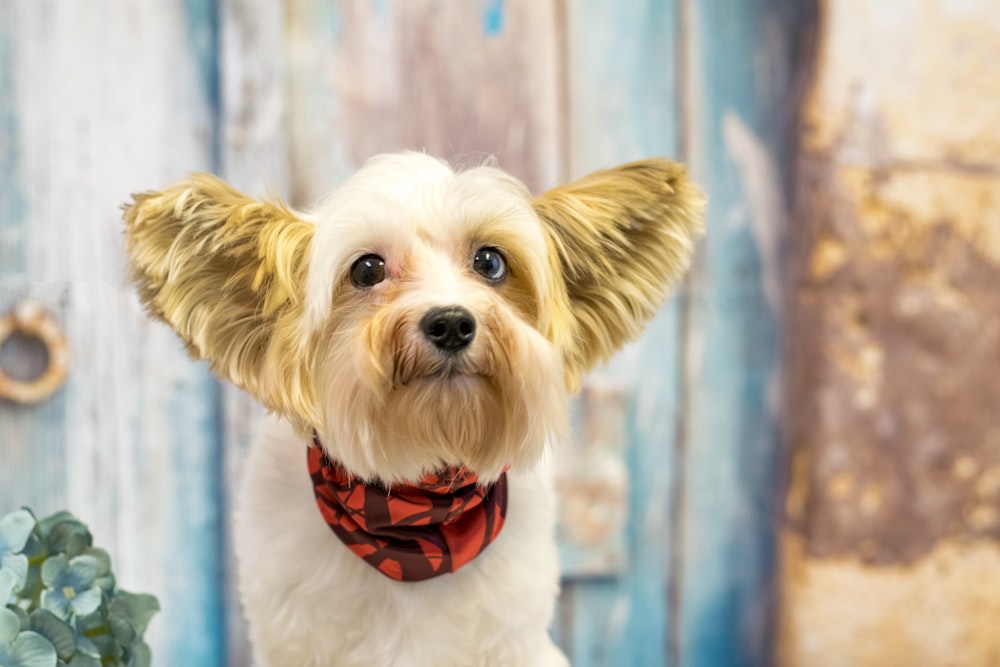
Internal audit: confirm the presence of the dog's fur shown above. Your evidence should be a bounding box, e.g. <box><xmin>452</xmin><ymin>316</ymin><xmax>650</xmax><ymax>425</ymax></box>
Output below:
<box><xmin>123</xmin><ymin>152</ymin><xmax>704</xmax><ymax>666</ymax></box>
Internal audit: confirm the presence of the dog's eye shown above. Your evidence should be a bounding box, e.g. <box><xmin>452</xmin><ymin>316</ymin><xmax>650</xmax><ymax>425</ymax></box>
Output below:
<box><xmin>350</xmin><ymin>254</ymin><xmax>386</xmax><ymax>288</ymax></box>
<box><xmin>472</xmin><ymin>247</ymin><xmax>507</xmax><ymax>283</ymax></box>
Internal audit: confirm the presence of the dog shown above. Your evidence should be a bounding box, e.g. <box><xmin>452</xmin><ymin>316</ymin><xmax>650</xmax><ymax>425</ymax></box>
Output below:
<box><xmin>123</xmin><ymin>152</ymin><xmax>704</xmax><ymax>666</ymax></box>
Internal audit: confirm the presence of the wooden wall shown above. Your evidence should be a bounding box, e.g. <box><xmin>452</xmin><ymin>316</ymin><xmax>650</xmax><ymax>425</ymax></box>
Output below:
<box><xmin>0</xmin><ymin>2</ymin><xmax>807</xmax><ymax>665</ymax></box>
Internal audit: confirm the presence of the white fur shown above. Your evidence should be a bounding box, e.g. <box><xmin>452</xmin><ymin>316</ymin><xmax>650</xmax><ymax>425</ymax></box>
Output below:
<box><xmin>235</xmin><ymin>417</ymin><xmax>569</xmax><ymax>667</ymax></box>
<box><xmin>236</xmin><ymin>153</ymin><xmax>571</xmax><ymax>666</ymax></box>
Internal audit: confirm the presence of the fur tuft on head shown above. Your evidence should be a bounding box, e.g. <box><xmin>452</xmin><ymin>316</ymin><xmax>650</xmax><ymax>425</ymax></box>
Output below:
<box><xmin>534</xmin><ymin>159</ymin><xmax>706</xmax><ymax>385</ymax></box>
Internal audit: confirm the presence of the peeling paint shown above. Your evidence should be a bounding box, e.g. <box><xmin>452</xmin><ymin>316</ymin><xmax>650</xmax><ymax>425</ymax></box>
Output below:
<box><xmin>783</xmin><ymin>0</ymin><xmax>1000</xmax><ymax>663</ymax></box>
<box><xmin>482</xmin><ymin>0</ymin><xmax>504</xmax><ymax>36</ymax></box>
<box><xmin>804</xmin><ymin>0</ymin><xmax>1000</xmax><ymax>163</ymax></box>
<box><xmin>779</xmin><ymin>532</ymin><xmax>1000</xmax><ymax>667</ymax></box>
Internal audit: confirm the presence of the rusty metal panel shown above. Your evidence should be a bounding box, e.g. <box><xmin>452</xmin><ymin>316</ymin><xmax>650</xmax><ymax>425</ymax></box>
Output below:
<box><xmin>780</xmin><ymin>1</ymin><xmax>1000</xmax><ymax>665</ymax></box>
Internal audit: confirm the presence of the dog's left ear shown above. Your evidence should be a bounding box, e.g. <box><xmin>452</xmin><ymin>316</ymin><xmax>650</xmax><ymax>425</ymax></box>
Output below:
<box><xmin>123</xmin><ymin>174</ymin><xmax>316</xmax><ymax>419</ymax></box>
<box><xmin>534</xmin><ymin>158</ymin><xmax>705</xmax><ymax>378</ymax></box>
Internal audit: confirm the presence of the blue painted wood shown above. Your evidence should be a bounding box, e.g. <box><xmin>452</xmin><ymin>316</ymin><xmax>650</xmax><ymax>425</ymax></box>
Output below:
<box><xmin>0</xmin><ymin>3</ymin><xmax>227</xmax><ymax>666</ymax></box>
<box><xmin>482</xmin><ymin>0</ymin><xmax>505</xmax><ymax>36</ymax></box>
<box><xmin>0</xmin><ymin>9</ymin><xmax>25</xmax><ymax>277</ymax></box>
<box><xmin>676</xmin><ymin>1</ymin><xmax>808</xmax><ymax>666</ymax></box>
<box><xmin>560</xmin><ymin>1</ymin><xmax>682</xmax><ymax>665</ymax></box>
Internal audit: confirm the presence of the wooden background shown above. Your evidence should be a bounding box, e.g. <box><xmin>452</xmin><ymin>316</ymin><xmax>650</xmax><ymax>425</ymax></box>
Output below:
<box><xmin>0</xmin><ymin>1</ymin><xmax>808</xmax><ymax>665</ymax></box>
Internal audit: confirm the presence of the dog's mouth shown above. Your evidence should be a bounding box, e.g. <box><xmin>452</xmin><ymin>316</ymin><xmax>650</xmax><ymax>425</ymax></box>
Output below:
<box><xmin>398</xmin><ymin>366</ymin><xmax>489</xmax><ymax>387</ymax></box>
<box><xmin>393</xmin><ymin>354</ymin><xmax>490</xmax><ymax>387</ymax></box>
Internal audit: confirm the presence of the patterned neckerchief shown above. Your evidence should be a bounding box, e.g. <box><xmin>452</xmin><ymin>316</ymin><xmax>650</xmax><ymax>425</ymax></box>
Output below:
<box><xmin>307</xmin><ymin>434</ymin><xmax>508</xmax><ymax>582</ymax></box>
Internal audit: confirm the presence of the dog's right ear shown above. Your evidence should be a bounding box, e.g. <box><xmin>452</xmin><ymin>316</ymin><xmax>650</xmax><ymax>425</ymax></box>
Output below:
<box><xmin>124</xmin><ymin>174</ymin><xmax>317</xmax><ymax>419</ymax></box>
<box><xmin>534</xmin><ymin>159</ymin><xmax>705</xmax><ymax>383</ymax></box>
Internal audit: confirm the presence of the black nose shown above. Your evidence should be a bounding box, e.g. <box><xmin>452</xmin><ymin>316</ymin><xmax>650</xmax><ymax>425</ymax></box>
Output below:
<box><xmin>420</xmin><ymin>307</ymin><xmax>476</xmax><ymax>352</ymax></box>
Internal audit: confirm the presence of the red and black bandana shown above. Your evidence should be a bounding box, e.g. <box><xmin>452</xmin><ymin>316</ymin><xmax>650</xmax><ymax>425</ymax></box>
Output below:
<box><xmin>307</xmin><ymin>435</ymin><xmax>508</xmax><ymax>582</ymax></box>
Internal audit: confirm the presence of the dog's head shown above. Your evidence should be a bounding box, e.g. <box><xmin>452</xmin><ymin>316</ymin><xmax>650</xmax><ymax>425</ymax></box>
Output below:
<box><xmin>124</xmin><ymin>153</ymin><xmax>704</xmax><ymax>483</ymax></box>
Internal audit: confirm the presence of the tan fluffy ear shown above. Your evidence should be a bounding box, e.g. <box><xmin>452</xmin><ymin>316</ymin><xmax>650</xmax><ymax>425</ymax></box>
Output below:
<box><xmin>123</xmin><ymin>174</ymin><xmax>316</xmax><ymax>418</ymax></box>
<box><xmin>534</xmin><ymin>158</ymin><xmax>705</xmax><ymax>375</ymax></box>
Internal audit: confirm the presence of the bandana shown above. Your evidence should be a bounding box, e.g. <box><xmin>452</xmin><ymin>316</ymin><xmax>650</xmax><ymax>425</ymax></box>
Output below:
<box><xmin>307</xmin><ymin>435</ymin><xmax>508</xmax><ymax>582</ymax></box>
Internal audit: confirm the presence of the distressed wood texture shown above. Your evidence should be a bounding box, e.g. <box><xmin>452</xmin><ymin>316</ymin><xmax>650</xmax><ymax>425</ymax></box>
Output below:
<box><xmin>0</xmin><ymin>2</ymin><xmax>815</xmax><ymax>666</ymax></box>
<box><xmin>675</xmin><ymin>1</ymin><xmax>808</xmax><ymax>666</ymax></box>
<box><xmin>282</xmin><ymin>0</ymin><xmax>562</xmax><ymax>206</ymax></box>
<box><xmin>779</xmin><ymin>1</ymin><xmax>1000</xmax><ymax>665</ymax></box>
<box><xmin>216</xmin><ymin>2</ymin><xmax>290</xmax><ymax>665</ymax></box>
<box><xmin>553</xmin><ymin>2</ymin><xmax>682</xmax><ymax>665</ymax></box>
<box><xmin>0</xmin><ymin>2</ymin><xmax>225</xmax><ymax>666</ymax></box>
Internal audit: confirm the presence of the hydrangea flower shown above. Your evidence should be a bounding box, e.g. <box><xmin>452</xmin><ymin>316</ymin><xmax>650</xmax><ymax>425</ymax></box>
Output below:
<box><xmin>0</xmin><ymin>608</ymin><xmax>57</xmax><ymax>667</ymax></box>
<box><xmin>0</xmin><ymin>508</ymin><xmax>158</xmax><ymax>667</ymax></box>
<box><xmin>39</xmin><ymin>555</ymin><xmax>102</xmax><ymax>621</ymax></box>
<box><xmin>0</xmin><ymin>509</ymin><xmax>35</xmax><ymax>600</ymax></box>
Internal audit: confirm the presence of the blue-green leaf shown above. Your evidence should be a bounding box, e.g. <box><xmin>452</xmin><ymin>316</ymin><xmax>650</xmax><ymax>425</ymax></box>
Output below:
<box><xmin>107</xmin><ymin>593</ymin><xmax>158</xmax><ymax>638</ymax></box>
<box><xmin>107</xmin><ymin>614</ymin><xmax>136</xmax><ymax>646</ymax></box>
<box><xmin>40</xmin><ymin>521</ymin><xmax>91</xmax><ymax>559</ymax></box>
<box><xmin>125</xmin><ymin>642</ymin><xmax>151</xmax><ymax>667</ymax></box>
<box><xmin>0</xmin><ymin>511</ymin><xmax>36</xmax><ymax>556</ymax></box>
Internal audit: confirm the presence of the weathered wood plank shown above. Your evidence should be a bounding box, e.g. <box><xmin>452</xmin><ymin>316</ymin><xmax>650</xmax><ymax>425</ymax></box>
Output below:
<box><xmin>0</xmin><ymin>2</ymin><xmax>226</xmax><ymax>665</ymax></box>
<box><xmin>283</xmin><ymin>0</ymin><xmax>562</xmax><ymax>205</ymax></box>
<box><xmin>558</xmin><ymin>1</ymin><xmax>682</xmax><ymax>665</ymax></box>
<box><xmin>218</xmin><ymin>1</ymin><xmax>290</xmax><ymax>663</ymax></box>
<box><xmin>676</xmin><ymin>0</ymin><xmax>807</xmax><ymax>665</ymax></box>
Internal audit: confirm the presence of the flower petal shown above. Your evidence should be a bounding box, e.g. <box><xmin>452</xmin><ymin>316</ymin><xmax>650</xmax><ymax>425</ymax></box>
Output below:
<box><xmin>67</xmin><ymin>556</ymin><xmax>100</xmax><ymax>589</ymax></box>
<box><xmin>73</xmin><ymin>634</ymin><xmax>101</xmax><ymax>658</ymax></box>
<box><xmin>67</xmin><ymin>653</ymin><xmax>102</xmax><ymax>667</ymax></box>
<box><xmin>40</xmin><ymin>555</ymin><xmax>69</xmax><ymax>588</ymax></box>
<box><xmin>70</xmin><ymin>586</ymin><xmax>102</xmax><ymax>618</ymax></box>
<box><xmin>2</xmin><ymin>552</ymin><xmax>29</xmax><ymax>592</ymax></box>
<box><xmin>0</xmin><ymin>568</ymin><xmax>18</xmax><ymax>603</ymax></box>
<box><xmin>0</xmin><ymin>607</ymin><xmax>22</xmax><ymax>643</ymax></box>
<box><xmin>82</xmin><ymin>549</ymin><xmax>111</xmax><ymax>577</ymax></box>
<box><xmin>0</xmin><ymin>509</ymin><xmax>36</xmax><ymax>556</ymax></box>
<box><xmin>28</xmin><ymin>610</ymin><xmax>76</xmax><ymax>661</ymax></box>
<box><xmin>9</xmin><ymin>630</ymin><xmax>58</xmax><ymax>667</ymax></box>
<box><xmin>40</xmin><ymin>589</ymin><xmax>73</xmax><ymax>622</ymax></box>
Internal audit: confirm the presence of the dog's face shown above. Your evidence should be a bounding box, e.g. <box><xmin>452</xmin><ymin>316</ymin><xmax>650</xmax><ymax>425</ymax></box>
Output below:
<box><xmin>124</xmin><ymin>153</ymin><xmax>704</xmax><ymax>483</ymax></box>
<box><xmin>301</xmin><ymin>155</ymin><xmax>568</xmax><ymax>482</ymax></box>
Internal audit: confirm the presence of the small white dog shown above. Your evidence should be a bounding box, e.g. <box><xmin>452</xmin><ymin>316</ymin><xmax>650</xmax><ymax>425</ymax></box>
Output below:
<box><xmin>123</xmin><ymin>152</ymin><xmax>703</xmax><ymax>666</ymax></box>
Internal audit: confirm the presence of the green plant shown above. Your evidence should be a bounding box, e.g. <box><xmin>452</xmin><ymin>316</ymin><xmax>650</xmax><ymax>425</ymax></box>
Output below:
<box><xmin>0</xmin><ymin>509</ymin><xmax>158</xmax><ymax>667</ymax></box>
